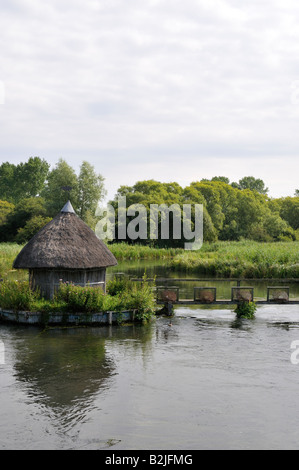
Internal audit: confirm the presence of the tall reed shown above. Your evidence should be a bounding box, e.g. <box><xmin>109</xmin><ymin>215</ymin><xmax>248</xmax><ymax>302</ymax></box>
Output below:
<box><xmin>170</xmin><ymin>240</ymin><xmax>299</xmax><ymax>278</ymax></box>
<box><xmin>0</xmin><ymin>243</ymin><xmax>23</xmax><ymax>278</ymax></box>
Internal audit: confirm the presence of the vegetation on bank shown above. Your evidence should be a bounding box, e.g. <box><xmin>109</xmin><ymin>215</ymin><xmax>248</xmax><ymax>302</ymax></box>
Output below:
<box><xmin>169</xmin><ymin>240</ymin><xmax>299</xmax><ymax>278</ymax></box>
<box><xmin>1</xmin><ymin>240</ymin><xmax>299</xmax><ymax>280</ymax></box>
<box><xmin>0</xmin><ymin>276</ymin><xmax>156</xmax><ymax>322</ymax></box>
<box><xmin>106</xmin><ymin>243</ymin><xmax>184</xmax><ymax>260</ymax></box>
<box><xmin>0</xmin><ymin>242</ymin><xmax>184</xmax><ymax>279</ymax></box>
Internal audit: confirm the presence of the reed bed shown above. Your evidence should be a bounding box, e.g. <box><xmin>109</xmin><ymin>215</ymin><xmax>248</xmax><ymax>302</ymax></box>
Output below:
<box><xmin>0</xmin><ymin>243</ymin><xmax>23</xmax><ymax>278</ymax></box>
<box><xmin>107</xmin><ymin>242</ymin><xmax>184</xmax><ymax>260</ymax></box>
<box><xmin>170</xmin><ymin>240</ymin><xmax>299</xmax><ymax>278</ymax></box>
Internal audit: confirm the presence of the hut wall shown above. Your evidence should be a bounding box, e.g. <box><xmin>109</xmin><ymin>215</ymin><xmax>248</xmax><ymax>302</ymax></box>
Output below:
<box><xmin>30</xmin><ymin>268</ymin><xmax>106</xmax><ymax>299</ymax></box>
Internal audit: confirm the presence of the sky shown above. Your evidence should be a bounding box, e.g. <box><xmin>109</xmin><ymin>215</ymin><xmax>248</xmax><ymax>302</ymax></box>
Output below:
<box><xmin>1</xmin><ymin>0</ymin><xmax>299</xmax><ymax>202</ymax></box>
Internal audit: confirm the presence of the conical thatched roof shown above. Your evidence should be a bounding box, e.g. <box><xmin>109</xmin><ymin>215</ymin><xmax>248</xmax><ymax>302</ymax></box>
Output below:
<box><xmin>13</xmin><ymin>201</ymin><xmax>117</xmax><ymax>270</ymax></box>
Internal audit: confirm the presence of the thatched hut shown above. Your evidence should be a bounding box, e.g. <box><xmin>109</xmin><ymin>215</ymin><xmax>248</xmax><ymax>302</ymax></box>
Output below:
<box><xmin>13</xmin><ymin>201</ymin><xmax>117</xmax><ymax>299</ymax></box>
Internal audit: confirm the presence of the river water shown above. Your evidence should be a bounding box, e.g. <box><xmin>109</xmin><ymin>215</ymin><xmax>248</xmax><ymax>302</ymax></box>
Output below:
<box><xmin>1</xmin><ymin>262</ymin><xmax>299</xmax><ymax>450</ymax></box>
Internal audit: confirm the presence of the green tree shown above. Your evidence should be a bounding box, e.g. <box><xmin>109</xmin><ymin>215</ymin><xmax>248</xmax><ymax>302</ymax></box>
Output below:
<box><xmin>0</xmin><ymin>157</ymin><xmax>49</xmax><ymax>204</ymax></box>
<box><xmin>42</xmin><ymin>158</ymin><xmax>78</xmax><ymax>216</ymax></box>
<box><xmin>14</xmin><ymin>157</ymin><xmax>50</xmax><ymax>201</ymax></box>
<box><xmin>235</xmin><ymin>176</ymin><xmax>269</xmax><ymax>195</ymax></box>
<box><xmin>182</xmin><ymin>186</ymin><xmax>217</xmax><ymax>242</ymax></box>
<box><xmin>211</xmin><ymin>176</ymin><xmax>230</xmax><ymax>184</ymax></box>
<box><xmin>15</xmin><ymin>215</ymin><xmax>52</xmax><ymax>244</ymax></box>
<box><xmin>188</xmin><ymin>181</ymin><xmax>225</xmax><ymax>234</ymax></box>
<box><xmin>0</xmin><ymin>197</ymin><xmax>48</xmax><ymax>242</ymax></box>
<box><xmin>280</xmin><ymin>197</ymin><xmax>299</xmax><ymax>230</ymax></box>
<box><xmin>235</xmin><ymin>189</ymin><xmax>267</xmax><ymax>238</ymax></box>
<box><xmin>109</xmin><ymin>180</ymin><xmax>217</xmax><ymax>246</ymax></box>
<box><xmin>0</xmin><ymin>162</ymin><xmax>15</xmax><ymax>202</ymax></box>
<box><xmin>0</xmin><ymin>200</ymin><xmax>15</xmax><ymax>225</ymax></box>
<box><xmin>76</xmin><ymin>161</ymin><xmax>106</xmax><ymax>222</ymax></box>
<box><xmin>262</xmin><ymin>213</ymin><xmax>295</xmax><ymax>241</ymax></box>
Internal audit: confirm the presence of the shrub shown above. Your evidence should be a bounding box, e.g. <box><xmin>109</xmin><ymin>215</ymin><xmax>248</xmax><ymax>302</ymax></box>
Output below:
<box><xmin>55</xmin><ymin>282</ymin><xmax>105</xmax><ymax>312</ymax></box>
<box><xmin>234</xmin><ymin>301</ymin><xmax>257</xmax><ymax>319</ymax></box>
<box><xmin>106</xmin><ymin>275</ymin><xmax>134</xmax><ymax>296</ymax></box>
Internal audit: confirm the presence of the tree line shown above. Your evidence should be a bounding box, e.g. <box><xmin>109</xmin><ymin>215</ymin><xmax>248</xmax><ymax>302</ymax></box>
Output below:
<box><xmin>111</xmin><ymin>178</ymin><xmax>299</xmax><ymax>247</ymax></box>
<box><xmin>0</xmin><ymin>157</ymin><xmax>105</xmax><ymax>243</ymax></box>
<box><xmin>0</xmin><ymin>156</ymin><xmax>298</xmax><ymax>246</ymax></box>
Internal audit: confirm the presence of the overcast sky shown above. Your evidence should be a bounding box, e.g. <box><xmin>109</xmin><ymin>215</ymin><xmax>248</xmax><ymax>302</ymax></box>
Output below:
<box><xmin>1</xmin><ymin>0</ymin><xmax>299</xmax><ymax>201</ymax></box>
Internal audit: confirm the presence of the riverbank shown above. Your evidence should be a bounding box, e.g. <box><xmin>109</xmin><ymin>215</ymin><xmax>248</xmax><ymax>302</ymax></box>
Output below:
<box><xmin>0</xmin><ymin>277</ymin><xmax>156</xmax><ymax>325</ymax></box>
<box><xmin>169</xmin><ymin>240</ymin><xmax>299</xmax><ymax>278</ymax></box>
<box><xmin>1</xmin><ymin>240</ymin><xmax>299</xmax><ymax>280</ymax></box>
<box><xmin>0</xmin><ymin>242</ymin><xmax>183</xmax><ymax>279</ymax></box>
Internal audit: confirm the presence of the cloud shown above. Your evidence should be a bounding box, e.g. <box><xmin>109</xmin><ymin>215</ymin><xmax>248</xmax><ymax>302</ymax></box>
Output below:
<box><xmin>0</xmin><ymin>0</ymin><xmax>299</xmax><ymax>198</ymax></box>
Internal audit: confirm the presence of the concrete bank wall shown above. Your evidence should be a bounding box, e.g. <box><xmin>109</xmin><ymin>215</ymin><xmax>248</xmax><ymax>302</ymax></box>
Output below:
<box><xmin>0</xmin><ymin>308</ymin><xmax>137</xmax><ymax>326</ymax></box>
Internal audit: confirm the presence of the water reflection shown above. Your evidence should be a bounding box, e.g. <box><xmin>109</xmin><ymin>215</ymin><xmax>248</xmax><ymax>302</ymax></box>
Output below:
<box><xmin>11</xmin><ymin>324</ymin><xmax>153</xmax><ymax>433</ymax></box>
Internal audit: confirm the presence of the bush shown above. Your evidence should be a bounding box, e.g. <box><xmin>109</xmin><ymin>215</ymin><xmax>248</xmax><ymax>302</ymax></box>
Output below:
<box><xmin>106</xmin><ymin>275</ymin><xmax>133</xmax><ymax>296</ymax></box>
<box><xmin>55</xmin><ymin>276</ymin><xmax>156</xmax><ymax>321</ymax></box>
<box><xmin>234</xmin><ymin>301</ymin><xmax>257</xmax><ymax>319</ymax></box>
<box><xmin>55</xmin><ymin>282</ymin><xmax>105</xmax><ymax>312</ymax></box>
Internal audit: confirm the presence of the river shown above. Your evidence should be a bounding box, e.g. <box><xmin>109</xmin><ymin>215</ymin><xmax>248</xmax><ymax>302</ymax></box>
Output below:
<box><xmin>1</xmin><ymin>261</ymin><xmax>299</xmax><ymax>450</ymax></box>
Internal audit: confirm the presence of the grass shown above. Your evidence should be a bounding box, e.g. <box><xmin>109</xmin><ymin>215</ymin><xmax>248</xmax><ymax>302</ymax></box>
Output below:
<box><xmin>170</xmin><ymin>240</ymin><xmax>299</xmax><ymax>278</ymax></box>
<box><xmin>107</xmin><ymin>242</ymin><xmax>184</xmax><ymax>260</ymax></box>
<box><xmin>0</xmin><ymin>243</ymin><xmax>24</xmax><ymax>279</ymax></box>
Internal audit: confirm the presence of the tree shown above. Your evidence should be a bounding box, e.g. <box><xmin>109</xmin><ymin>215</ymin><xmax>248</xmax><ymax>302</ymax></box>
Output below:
<box><xmin>262</xmin><ymin>213</ymin><xmax>296</xmax><ymax>241</ymax></box>
<box><xmin>109</xmin><ymin>180</ymin><xmax>217</xmax><ymax>246</ymax></box>
<box><xmin>14</xmin><ymin>157</ymin><xmax>50</xmax><ymax>201</ymax></box>
<box><xmin>15</xmin><ymin>215</ymin><xmax>52</xmax><ymax>244</ymax></box>
<box><xmin>0</xmin><ymin>200</ymin><xmax>15</xmax><ymax>225</ymax></box>
<box><xmin>42</xmin><ymin>158</ymin><xmax>78</xmax><ymax>216</ymax></box>
<box><xmin>0</xmin><ymin>162</ymin><xmax>15</xmax><ymax>203</ymax></box>
<box><xmin>235</xmin><ymin>189</ymin><xmax>266</xmax><ymax>238</ymax></box>
<box><xmin>235</xmin><ymin>176</ymin><xmax>269</xmax><ymax>195</ymax></box>
<box><xmin>280</xmin><ymin>197</ymin><xmax>299</xmax><ymax>230</ymax></box>
<box><xmin>211</xmin><ymin>176</ymin><xmax>230</xmax><ymax>184</ymax></box>
<box><xmin>0</xmin><ymin>157</ymin><xmax>49</xmax><ymax>204</ymax></box>
<box><xmin>0</xmin><ymin>197</ymin><xmax>48</xmax><ymax>242</ymax></box>
<box><xmin>76</xmin><ymin>161</ymin><xmax>106</xmax><ymax>222</ymax></box>
<box><xmin>188</xmin><ymin>182</ymin><xmax>225</xmax><ymax>234</ymax></box>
